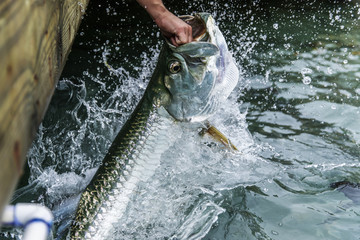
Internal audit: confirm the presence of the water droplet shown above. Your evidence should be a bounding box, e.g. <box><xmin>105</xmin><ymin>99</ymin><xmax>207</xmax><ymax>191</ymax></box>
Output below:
<box><xmin>271</xmin><ymin>230</ymin><xmax>279</xmax><ymax>235</ymax></box>
<box><xmin>301</xmin><ymin>68</ymin><xmax>313</xmax><ymax>75</ymax></box>
<box><xmin>302</xmin><ymin>76</ymin><xmax>312</xmax><ymax>85</ymax></box>
<box><xmin>284</xmin><ymin>43</ymin><xmax>291</xmax><ymax>49</ymax></box>
<box><xmin>273</xmin><ymin>23</ymin><xmax>279</xmax><ymax>30</ymax></box>
<box><xmin>331</xmin><ymin>105</ymin><xmax>336</xmax><ymax>110</ymax></box>
<box><xmin>260</xmin><ymin>34</ymin><xmax>267</xmax><ymax>40</ymax></box>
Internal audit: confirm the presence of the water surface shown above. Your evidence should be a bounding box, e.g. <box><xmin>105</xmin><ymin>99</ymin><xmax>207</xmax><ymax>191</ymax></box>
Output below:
<box><xmin>1</xmin><ymin>0</ymin><xmax>360</xmax><ymax>239</ymax></box>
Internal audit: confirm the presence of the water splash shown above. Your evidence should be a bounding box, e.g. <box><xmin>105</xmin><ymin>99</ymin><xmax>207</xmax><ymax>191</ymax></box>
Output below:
<box><xmin>3</xmin><ymin>1</ymin><xmax>360</xmax><ymax>239</ymax></box>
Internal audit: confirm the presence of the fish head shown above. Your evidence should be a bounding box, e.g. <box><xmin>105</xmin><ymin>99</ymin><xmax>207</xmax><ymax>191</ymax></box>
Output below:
<box><xmin>156</xmin><ymin>13</ymin><xmax>239</xmax><ymax>122</ymax></box>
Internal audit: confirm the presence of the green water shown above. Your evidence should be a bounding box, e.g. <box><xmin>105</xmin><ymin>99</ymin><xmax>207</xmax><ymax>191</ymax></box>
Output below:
<box><xmin>207</xmin><ymin>1</ymin><xmax>360</xmax><ymax>239</ymax></box>
<box><xmin>2</xmin><ymin>0</ymin><xmax>360</xmax><ymax>239</ymax></box>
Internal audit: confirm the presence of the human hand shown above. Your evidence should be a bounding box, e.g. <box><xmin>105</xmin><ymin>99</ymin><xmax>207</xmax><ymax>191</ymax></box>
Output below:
<box><xmin>136</xmin><ymin>0</ymin><xmax>193</xmax><ymax>46</ymax></box>
<box><xmin>154</xmin><ymin>10</ymin><xmax>193</xmax><ymax>46</ymax></box>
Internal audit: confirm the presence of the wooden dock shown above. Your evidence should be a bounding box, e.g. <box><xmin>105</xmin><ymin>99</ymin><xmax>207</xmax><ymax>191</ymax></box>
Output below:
<box><xmin>0</xmin><ymin>0</ymin><xmax>89</xmax><ymax>215</ymax></box>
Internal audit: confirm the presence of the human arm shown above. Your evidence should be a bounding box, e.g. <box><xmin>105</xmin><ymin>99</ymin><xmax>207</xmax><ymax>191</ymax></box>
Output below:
<box><xmin>136</xmin><ymin>0</ymin><xmax>192</xmax><ymax>46</ymax></box>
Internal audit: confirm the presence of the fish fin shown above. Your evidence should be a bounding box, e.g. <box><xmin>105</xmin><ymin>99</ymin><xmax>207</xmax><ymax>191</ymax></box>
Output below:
<box><xmin>200</xmin><ymin>121</ymin><xmax>238</xmax><ymax>151</ymax></box>
<box><xmin>330</xmin><ymin>181</ymin><xmax>360</xmax><ymax>205</ymax></box>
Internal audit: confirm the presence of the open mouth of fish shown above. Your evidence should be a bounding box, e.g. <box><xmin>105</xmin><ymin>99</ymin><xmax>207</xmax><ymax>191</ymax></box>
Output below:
<box><xmin>175</xmin><ymin>15</ymin><xmax>209</xmax><ymax>42</ymax></box>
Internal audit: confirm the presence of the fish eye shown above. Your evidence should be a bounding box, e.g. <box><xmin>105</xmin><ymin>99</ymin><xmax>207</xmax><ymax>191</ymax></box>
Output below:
<box><xmin>168</xmin><ymin>61</ymin><xmax>181</xmax><ymax>74</ymax></box>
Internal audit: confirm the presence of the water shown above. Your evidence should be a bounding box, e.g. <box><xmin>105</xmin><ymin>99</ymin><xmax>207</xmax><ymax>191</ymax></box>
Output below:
<box><xmin>2</xmin><ymin>0</ymin><xmax>360</xmax><ymax>239</ymax></box>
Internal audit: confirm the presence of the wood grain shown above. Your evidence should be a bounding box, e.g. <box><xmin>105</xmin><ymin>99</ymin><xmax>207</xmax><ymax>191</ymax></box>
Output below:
<box><xmin>0</xmin><ymin>0</ymin><xmax>89</xmax><ymax>215</ymax></box>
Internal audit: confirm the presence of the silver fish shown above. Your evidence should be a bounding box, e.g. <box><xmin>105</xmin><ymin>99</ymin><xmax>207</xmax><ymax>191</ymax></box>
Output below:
<box><xmin>68</xmin><ymin>13</ymin><xmax>239</xmax><ymax>239</ymax></box>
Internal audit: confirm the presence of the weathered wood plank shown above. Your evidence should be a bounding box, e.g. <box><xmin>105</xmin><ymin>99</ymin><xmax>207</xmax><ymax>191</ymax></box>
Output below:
<box><xmin>0</xmin><ymin>0</ymin><xmax>89</xmax><ymax>215</ymax></box>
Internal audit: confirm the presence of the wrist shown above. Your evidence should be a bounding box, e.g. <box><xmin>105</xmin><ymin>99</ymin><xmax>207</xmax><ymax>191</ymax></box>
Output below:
<box><xmin>143</xmin><ymin>2</ymin><xmax>167</xmax><ymax>21</ymax></box>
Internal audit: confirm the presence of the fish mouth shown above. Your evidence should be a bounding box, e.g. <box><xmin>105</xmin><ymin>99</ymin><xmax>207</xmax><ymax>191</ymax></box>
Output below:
<box><xmin>179</xmin><ymin>15</ymin><xmax>209</xmax><ymax>42</ymax></box>
<box><xmin>164</xmin><ymin>14</ymin><xmax>210</xmax><ymax>45</ymax></box>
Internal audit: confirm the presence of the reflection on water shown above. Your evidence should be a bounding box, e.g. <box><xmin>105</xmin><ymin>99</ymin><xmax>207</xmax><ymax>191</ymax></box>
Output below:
<box><xmin>232</xmin><ymin>1</ymin><xmax>360</xmax><ymax>239</ymax></box>
<box><xmin>2</xmin><ymin>0</ymin><xmax>360</xmax><ymax>239</ymax></box>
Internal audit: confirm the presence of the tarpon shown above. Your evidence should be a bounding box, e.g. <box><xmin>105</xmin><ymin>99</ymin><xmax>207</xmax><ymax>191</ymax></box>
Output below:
<box><xmin>68</xmin><ymin>13</ymin><xmax>239</xmax><ymax>239</ymax></box>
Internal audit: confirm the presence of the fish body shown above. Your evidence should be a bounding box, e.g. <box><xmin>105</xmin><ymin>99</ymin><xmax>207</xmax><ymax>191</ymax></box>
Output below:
<box><xmin>70</xmin><ymin>101</ymin><xmax>176</xmax><ymax>239</ymax></box>
<box><xmin>69</xmin><ymin>13</ymin><xmax>239</xmax><ymax>239</ymax></box>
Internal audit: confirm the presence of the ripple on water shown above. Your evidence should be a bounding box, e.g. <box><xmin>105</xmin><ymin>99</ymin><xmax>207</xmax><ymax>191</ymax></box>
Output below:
<box><xmin>2</xmin><ymin>1</ymin><xmax>360</xmax><ymax>240</ymax></box>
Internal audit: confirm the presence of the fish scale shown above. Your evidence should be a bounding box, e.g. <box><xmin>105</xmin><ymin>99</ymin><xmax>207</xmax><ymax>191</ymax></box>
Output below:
<box><xmin>69</xmin><ymin>97</ymin><xmax>177</xmax><ymax>239</ymax></box>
